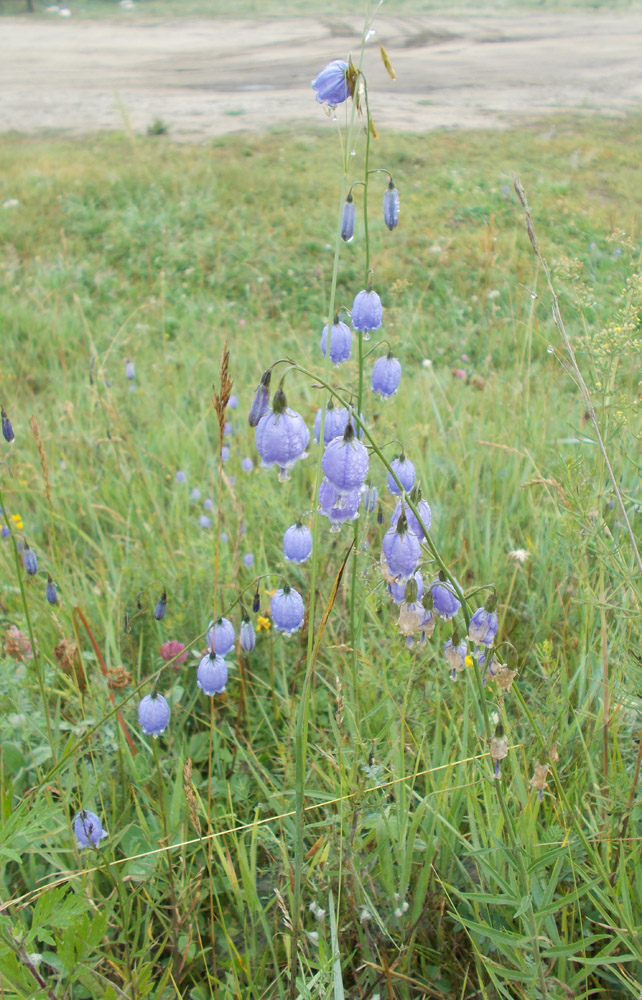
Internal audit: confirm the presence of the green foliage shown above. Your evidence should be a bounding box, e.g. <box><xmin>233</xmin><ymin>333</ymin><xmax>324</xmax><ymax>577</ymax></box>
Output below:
<box><xmin>0</xmin><ymin>109</ymin><xmax>641</xmax><ymax>998</ymax></box>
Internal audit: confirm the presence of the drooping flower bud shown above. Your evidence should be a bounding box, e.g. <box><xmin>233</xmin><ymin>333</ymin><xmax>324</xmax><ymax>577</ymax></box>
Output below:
<box><xmin>341</xmin><ymin>192</ymin><xmax>355</xmax><ymax>242</ymax></box>
<box><xmin>240</xmin><ymin>618</ymin><xmax>256</xmax><ymax>652</ymax></box>
<box><xmin>248</xmin><ymin>369</ymin><xmax>272</xmax><ymax>427</ymax></box>
<box><xmin>153</xmin><ymin>590</ymin><xmax>167</xmax><ymax>621</ymax></box>
<box><xmin>46</xmin><ymin>575</ymin><xmax>58</xmax><ymax>605</ymax></box>
<box><xmin>1</xmin><ymin>408</ymin><xmax>14</xmax><ymax>444</ymax></box>
<box><xmin>283</xmin><ymin>522</ymin><xmax>313</xmax><ymax>564</ymax></box>
<box><xmin>206</xmin><ymin>617</ymin><xmax>235</xmax><ymax>657</ymax></box>
<box><xmin>387</xmin><ymin>454</ymin><xmax>416</xmax><ymax>496</ymax></box>
<box><xmin>382</xmin><ymin>179</ymin><xmax>400</xmax><ymax>230</ymax></box>
<box><xmin>22</xmin><ymin>544</ymin><xmax>38</xmax><ymax>576</ymax></box>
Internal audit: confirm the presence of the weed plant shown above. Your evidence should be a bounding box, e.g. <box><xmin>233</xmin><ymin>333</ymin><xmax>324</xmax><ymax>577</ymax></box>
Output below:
<box><xmin>0</xmin><ymin>9</ymin><xmax>642</xmax><ymax>999</ymax></box>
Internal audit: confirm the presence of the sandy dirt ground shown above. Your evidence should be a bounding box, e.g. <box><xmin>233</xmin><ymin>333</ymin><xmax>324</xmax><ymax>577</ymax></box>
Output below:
<box><xmin>2</xmin><ymin>10</ymin><xmax>642</xmax><ymax>140</ymax></box>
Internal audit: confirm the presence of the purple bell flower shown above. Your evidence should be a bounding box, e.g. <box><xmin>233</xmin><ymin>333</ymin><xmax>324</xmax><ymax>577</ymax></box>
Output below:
<box><xmin>391</xmin><ymin>497</ymin><xmax>431</xmax><ymax>539</ymax></box>
<box><xmin>430</xmin><ymin>578</ymin><xmax>461</xmax><ymax>620</ymax></box>
<box><xmin>313</xmin><ymin>403</ymin><xmax>350</xmax><ymax>445</ymax></box>
<box><xmin>352</xmin><ymin>288</ymin><xmax>383</xmax><ymax>337</ymax></box>
<box><xmin>321</xmin><ymin>422</ymin><xmax>369</xmax><ymax>495</ymax></box>
<box><xmin>387</xmin><ymin>455</ymin><xmax>416</xmax><ymax>496</ymax></box>
<box><xmin>125</xmin><ymin>359</ymin><xmax>136</xmax><ymax>380</ymax></box>
<box><xmin>445</xmin><ymin>638</ymin><xmax>468</xmax><ymax>681</ymax></box>
<box><xmin>191</xmin><ymin>488</ymin><xmax>202</xmax><ymax>501</ymax></box>
<box><xmin>22</xmin><ymin>545</ymin><xmax>37</xmax><ymax>576</ymax></box>
<box><xmin>318</xmin><ymin>478</ymin><xmax>362</xmax><ymax>530</ymax></box>
<box><xmin>383</xmin><ymin>180</ymin><xmax>400</xmax><ymax>230</ymax></box>
<box><xmin>312</xmin><ymin>59</ymin><xmax>350</xmax><ymax>106</ymax></box>
<box><xmin>248</xmin><ymin>369</ymin><xmax>271</xmax><ymax>428</ymax></box>
<box><xmin>240</xmin><ymin>619</ymin><xmax>256</xmax><ymax>652</ymax></box>
<box><xmin>221</xmin><ymin>444</ymin><xmax>230</xmax><ymax>463</ymax></box>
<box><xmin>175</xmin><ymin>470</ymin><xmax>186</xmax><ymax>483</ymax></box>
<box><xmin>362</xmin><ymin>484</ymin><xmax>378</xmax><ymax>512</ymax></box>
<box><xmin>372</xmin><ymin>353</ymin><xmax>402</xmax><ymax>399</ymax></box>
<box><xmin>1</xmin><ymin>409</ymin><xmax>14</xmax><ymax>444</ymax></box>
<box><xmin>197</xmin><ymin>653</ymin><xmax>228</xmax><ymax>695</ymax></box>
<box><xmin>271</xmin><ymin>585</ymin><xmax>305</xmax><ymax>635</ymax></box>
<box><xmin>73</xmin><ymin>810</ymin><xmax>108</xmax><ymax>849</ymax></box>
<box><xmin>468</xmin><ymin>604</ymin><xmax>499</xmax><ymax>646</ymax></box>
<box><xmin>389</xmin><ymin>570</ymin><xmax>424</xmax><ymax>606</ymax></box>
<box><xmin>255</xmin><ymin>388</ymin><xmax>309</xmax><ymax>482</ymax></box>
<box><xmin>341</xmin><ymin>193</ymin><xmax>355</xmax><ymax>242</ymax></box>
<box><xmin>382</xmin><ymin>517</ymin><xmax>421</xmax><ymax>581</ymax></box>
<box><xmin>206</xmin><ymin>617</ymin><xmax>235</xmax><ymax>656</ymax></box>
<box><xmin>138</xmin><ymin>692</ymin><xmax>170</xmax><ymax>737</ymax></box>
<box><xmin>321</xmin><ymin>318</ymin><xmax>352</xmax><ymax>364</ymax></box>
<box><xmin>283</xmin><ymin>523</ymin><xmax>313</xmax><ymax>564</ymax></box>
<box><xmin>228</xmin><ymin>395</ymin><xmax>239</xmax><ymax>410</ymax></box>
<box><xmin>242</xmin><ymin>456</ymin><xmax>254</xmax><ymax>472</ymax></box>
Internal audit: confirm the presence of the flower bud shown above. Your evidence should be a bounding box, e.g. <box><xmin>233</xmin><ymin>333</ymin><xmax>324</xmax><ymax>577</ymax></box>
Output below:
<box><xmin>46</xmin><ymin>575</ymin><xmax>58</xmax><ymax>605</ymax></box>
<box><xmin>1</xmin><ymin>408</ymin><xmax>14</xmax><ymax>444</ymax></box>
<box><xmin>22</xmin><ymin>544</ymin><xmax>38</xmax><ymax>576</ymax></box>
<box><xmin>153</xmin><ymin>590</ymin><xmax>167</xmax><ymax>621</ymax></box>
<box><xmin>341</xmin><ymin>193</ymin><xmax>355</xmax><ymax>242</ymax></box>
<box><xmin>248</xmin><ymin>369</ymin><xmax>271</xmax><ymax>427</ymax></box>
<box><xmin>383</xmin><ymin>179</ymin><xmax>400</xmax><ymax>230</ymax></box>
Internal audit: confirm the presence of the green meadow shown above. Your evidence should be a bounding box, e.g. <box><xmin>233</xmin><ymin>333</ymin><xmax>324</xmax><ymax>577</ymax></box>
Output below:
<box><xmin>0</xmin><ymin>99</ymin><xmax>641</xmax><ymax>998</ymax></box>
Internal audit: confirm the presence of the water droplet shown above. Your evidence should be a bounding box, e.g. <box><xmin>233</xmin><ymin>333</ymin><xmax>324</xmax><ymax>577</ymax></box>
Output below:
<box><xmin>366</xmin><ymin>28</ymin><xmax>376</xmax><ymax>40</ymax></box>
<box><xmin>350</xmin><ymin>150</ymin><xmax>356</xmax><ymax>157</ymax></box>
<box><xmin>530</xmin><ymin>292</ymin><xmax>537</xmax><ymax>300</ymax></box>
<box><xmin>547</xmin><ymin>344</ymin><xmax>554</xmax><ymax>354</ymax></box>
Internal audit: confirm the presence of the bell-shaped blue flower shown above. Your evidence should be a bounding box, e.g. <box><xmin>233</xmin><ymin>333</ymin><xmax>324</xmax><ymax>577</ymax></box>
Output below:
<box><xmin>138</xmin><ymin>692</ymin><xmax>170</xmax><ymax>737</ymax></box>
<box><xmin>197</xmin><ymin>653</ymin><xmax>228</xmax><ymax>695</ymax></box>
<box><xmin>321</xmin><ymin>318</ymin><xmax>352</xmax><ymax>364</ymax></box>
<box><xmin>206</xmin><ymin>617</ymin><xmax>235</xmax><ymax>656</ymax></box>
<box><xmin>387</xmin><ymin>454</ymin><xmax>416</xmax><ymax>496</ymax></box>
<box><xmin>271</xmin><ymin>585</ymin><xmax>305</xmax><ymax>635</ymax></box>
<box><xmin>314</xmin><ymin>402</ymin><xmax>350</xmax><ymax>445</ymax></box>
<box><xmin>468</xmin><ymin>601</ymin><xmax>499</xmax><ymax>646</ymax></box>
<box><xmin>248</xmin><ymin>369</ymin><xmax>271</xmax><ymax>428</ymax></box>
<box><xmin>371</xmin><ymin>353</ymin><xmax>402</xmax><ymax>399</ymax></box>
<box><xmin>382</xmin><ymin>515</ymin><xmax>421</xmax><ymax>581</ymax></box>
<box><xmin>341</xmin><ymin>193</ymin><xmax>355</xmax><ymax>242</ymax></box>
<box><xmin>389</xmin><ymin>570</ymin><xmax>424</xmax><ymax>606</ymax></box>
<box><xmin>73</xmin><ymin>810</ymin><xmax>108</xmax><ymax>849</ymax></box>
<box><xmin>352</xmin><ymin>288</ymin><xmax>383</xmax><ymax>336</ymax></box>
<box><xmin>312</xmin><ymin>59</ymin><xmax>350</xmax><ymax>106</ymax></box>
<box><xmin>391</xmin><ymin>495</ymin><xmax>431</xmax><ymax>539</ymax></box>
<box><xmin>362</xmin><ymin>483</ymin><xmax>378</xmax><ymax>512</ymax></box>
<box><xmin>430</xmin><ymin>577</ymin><xmax>461</xmax><ymax>620</ymax></box>
<box><xmin>240</xmin><ymin>619</ymin><xmax>256</xmax><ymax>652</ymax></box>
<box><xmin>283</xmin><ymin>523</ymin><xmax>313</xmax><ymax>564</ymax></box>
<box><xmin>255</xmin><ymin>388</ymin><xmax>309</xmax><ymax>482</ymax></box>
<box><xmin>318</xmin><ymin>478</ymin><xmax>362</xmax><ymax>530</ymax></box>
<box><xmin>383</xmin><ymin>180</ymin><xmax>400</xmax><ymax>230</ymax></box>
<box><xmin>445</xmin><ymin>637</ymin><xmax>468</xmax><ymax>680</ymax></box>
<box><xmin>321</xmin><ymin>421</ymin><xmax>369</xmax><ymax>495</ymax></box>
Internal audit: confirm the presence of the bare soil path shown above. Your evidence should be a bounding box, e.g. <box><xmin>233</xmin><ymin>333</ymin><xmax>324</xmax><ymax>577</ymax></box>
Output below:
<box><xmin>2</xmin><ymin>10</ymin><xmax>642</xmax><ymax>140</ymax></box>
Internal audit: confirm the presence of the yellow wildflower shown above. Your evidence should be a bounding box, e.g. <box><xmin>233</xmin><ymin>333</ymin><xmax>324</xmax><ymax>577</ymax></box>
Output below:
<box><xmin>257</xmin><ymin>616</ymin><xmax>271</xmax><ymax>632</ymax></box>
<box><xmin>10</xmin><ymin>514</ymin><xmax>23</xmax><ymax>531</ymax></box>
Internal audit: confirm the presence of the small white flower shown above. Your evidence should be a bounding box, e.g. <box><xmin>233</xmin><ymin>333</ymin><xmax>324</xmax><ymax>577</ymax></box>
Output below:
<box><xmin>308</xmin><ymin>901</ymin><xmax>326</xmax><ymax>921</ymax></box>
<box><xmin>508</xmin><ymin>548</ymin><xmax>530</xmax><ymax>564</ymax></box>
<box><xmin>2</xmin><ymin>199</ymin><xmax>19</xmax><ymax>210</ymax></box>
<box><xmin>306</xmin><ymin>931</ymin><xmax>319</xmax><ymax>946</ymax></box>
<box><xmin>421</xmin><ymin>358</ymin><xmax>433</xmax><ymax>369</ymax></box>
<box><xmin>359</xmin><ymin>907</ymin><xmax>372</xmax><ymax>924</ymax></box>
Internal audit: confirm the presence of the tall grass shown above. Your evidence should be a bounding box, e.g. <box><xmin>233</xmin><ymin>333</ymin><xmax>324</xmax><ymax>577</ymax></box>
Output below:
<box><xmin>0</xmin><ymin>77</ymin><xmax>641</xmax><ymax>1000</ymax></box>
